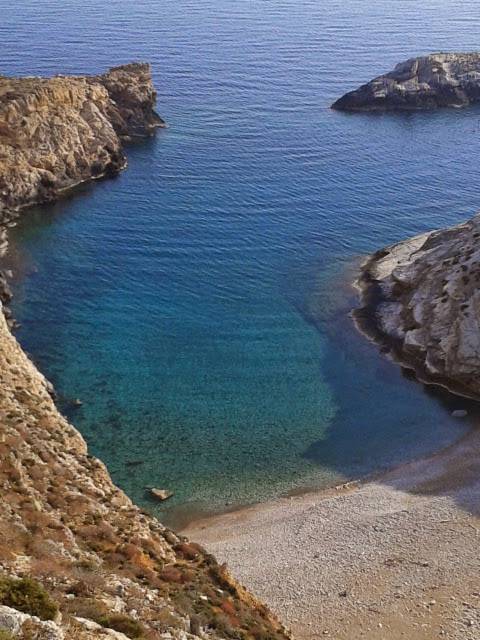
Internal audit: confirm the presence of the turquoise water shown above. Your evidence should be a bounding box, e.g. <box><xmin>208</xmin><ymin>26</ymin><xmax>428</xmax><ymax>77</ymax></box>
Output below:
<box><xmin>3</xmin><ymin>0</ymin><xmax>480</xmax><ymax>524</ymax></box>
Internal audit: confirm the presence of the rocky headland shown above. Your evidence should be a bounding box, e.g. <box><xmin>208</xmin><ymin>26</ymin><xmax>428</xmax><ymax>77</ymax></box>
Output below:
<box><xmin>0</xmin><ymin>62</ymin><xmax>165</xmax><ymax>227</ymax></box>
<box><xmin>332</xmin><ymin>52</ymin><xmax>480</xmax><ymax>111</ymax></box>
<box><xmin>0</xmin><ymin>63</ymin><xmax>163</xmax><ymax>324</ymax></box>
<box><xmin>353</xmin><ymin>213</ymin><xmax>480</xmax><ymax>399</ymax></box>
<box><xmin>0</xmin><ymin>66</ymin><xmax>290</xmax><ymax>640</ymax></box>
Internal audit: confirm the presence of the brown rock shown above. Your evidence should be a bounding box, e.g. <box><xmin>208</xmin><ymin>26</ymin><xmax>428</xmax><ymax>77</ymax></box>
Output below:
<box><xmin>0</xmin><ymin>63</ymin><xmax>165</xmax><ymax>224</ymax></box>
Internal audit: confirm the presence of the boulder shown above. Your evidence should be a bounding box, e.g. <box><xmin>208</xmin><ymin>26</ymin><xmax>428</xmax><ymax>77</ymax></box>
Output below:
<box><xmin>150</xmin><ymin>488</ymin><xmax>173</xmax><ymax>501</ymax></box>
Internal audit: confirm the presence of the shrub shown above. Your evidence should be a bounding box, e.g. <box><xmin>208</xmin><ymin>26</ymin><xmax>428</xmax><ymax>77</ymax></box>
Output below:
<box><xmin>66</xmin><ymin>599</ymin><xmax>146</xmax><ymax>639</ymax></box>
<box><xmin>97</xmin><ymin>613</ymin><xmax>146</xmax><ymax>639</ymax></box>
<box><xmin>0</xmin><ymin>629</ymin><xmax>18</xmax><ymax>640</ymax></box>
<box><xmin>0</xmin><ymin>577</ymin><xmax>58</xmax><ymax>621</ymax></box>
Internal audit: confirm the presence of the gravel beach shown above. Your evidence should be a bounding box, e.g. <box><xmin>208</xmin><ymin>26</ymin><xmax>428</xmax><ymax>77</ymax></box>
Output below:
<box><xmin>183</xmin><ymin>428</ymin><xmax>480</xmax><ymax>639</ymax></box>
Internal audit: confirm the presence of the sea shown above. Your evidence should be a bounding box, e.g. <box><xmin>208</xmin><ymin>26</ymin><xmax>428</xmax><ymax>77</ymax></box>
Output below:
<box><xmin>2</xmin><ymin>0</ymin><xmax>480</xmax><ymax>525</ymax></box>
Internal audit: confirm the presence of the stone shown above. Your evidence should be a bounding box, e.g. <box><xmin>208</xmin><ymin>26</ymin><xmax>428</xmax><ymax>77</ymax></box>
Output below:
<box><xmin>451</xmin><ymin>409</ymin><xmax>468</xmax><ymax>418</ymax></box>
<box><xmin>0</xmin><ymin>63</ymin><xmax>165</xmax><ymax>225</ymax></box>
<box><xmin>354</xmin><ymin>212</ymin><xmax>480</xmax><ymax>398</ymax></box>
<box><xmin>150</xmin><ymin>488</ymin><xmax>174</xmax><ymax>501</ymax></box>
<box><xmin>332</xmin><ymin>52</ymin><xmax>480</xmax><ymax>111</ymax></box>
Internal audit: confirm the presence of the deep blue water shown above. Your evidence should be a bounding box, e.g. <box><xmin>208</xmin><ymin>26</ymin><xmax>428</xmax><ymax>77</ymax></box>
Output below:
<box><xmin>2</xmin><ymin>0</ymin><xmax>480</xmax><ymax>523</ymax></box>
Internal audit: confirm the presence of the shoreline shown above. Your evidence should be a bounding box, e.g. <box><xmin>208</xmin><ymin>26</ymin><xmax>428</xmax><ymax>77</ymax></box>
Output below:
<box><xmin>183</xmin><ymin>415</ymin><xmax>480</xmax><ymax>639</ymax></box>
<box><xmin>180</xmin><ymin>420</ymin><xmax>475</xmax><ymax>534</ymax></box>
<box><xmin>352</xmin><ymin>246</ymin><xmax>480</xmax><ymax>402</ymax></box>
<box><xmin>0</xmin><ymin>67</ymin><xmax>293</xmax><ymax>640</ymax></box>
<box><xmin>182</xmin><ymin>255</ymin><xmax>480</xmax><ymax>638</ymax></box>
<box><xmin>164</xmin><ymin>254</ymin><xmax>474</xmax><ymax>531</ymax></box>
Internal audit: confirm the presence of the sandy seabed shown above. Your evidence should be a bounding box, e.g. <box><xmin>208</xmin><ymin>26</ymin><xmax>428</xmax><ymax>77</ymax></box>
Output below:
<box><xmin>183</xmin><ymin>427</ymin><xmax>480</xmax><ymax>640</ymax></box>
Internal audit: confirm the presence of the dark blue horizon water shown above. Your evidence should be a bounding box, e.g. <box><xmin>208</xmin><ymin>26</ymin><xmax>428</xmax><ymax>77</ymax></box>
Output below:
<box><xmin>2</xmin><ymin>0</ymin><xmax>480</xmax><ymax>524</ymax></box>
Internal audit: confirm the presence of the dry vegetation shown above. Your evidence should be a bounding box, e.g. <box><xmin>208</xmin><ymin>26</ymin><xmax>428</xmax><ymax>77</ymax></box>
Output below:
<box><xmin>0</xmin><ymin>309</ymin><xmax>290</xmax><ymax>639</ymax></box>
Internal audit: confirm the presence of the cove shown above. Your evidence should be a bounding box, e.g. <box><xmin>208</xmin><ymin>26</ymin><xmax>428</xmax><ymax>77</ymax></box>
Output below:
<box><xmin>4</xmin><ymin>0</ymin><xmax>480</xmax><ymax>525</ymax></box>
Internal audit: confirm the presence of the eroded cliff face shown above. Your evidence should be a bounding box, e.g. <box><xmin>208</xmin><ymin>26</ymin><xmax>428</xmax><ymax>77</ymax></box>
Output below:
<box><xmin>0</xmin><ymin>307</ymin><xmax>290</xmax><ymax>639</ymax></box>
<box><xmin>354</xmin><ymin>213</ymin><xmax>480</xmax><ymax>399</ymax></box>
<box><xmin>332</xmin><ymin>52</ymin><xmax>480</xmax><ymax>111</ymax></box>
<box><xmin>0</xmin><ymin>63</ymin><xmax>165</xmax><ymax>225</ymax></box>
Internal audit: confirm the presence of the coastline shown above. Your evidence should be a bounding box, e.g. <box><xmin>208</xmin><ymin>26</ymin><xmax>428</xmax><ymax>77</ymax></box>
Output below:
<box><xmin>2</xmin><ymin>51</ymin><xmax>479</xmax><ymax>638</ymax></box>
<box><xmin>183</xmin><ymin>419</ymin><xmax>480</xmax><ymax>639</ymax></box>
<box><xmin>0</xmin><ymin>65</ymin><xmax>294</xmax><ymax>640</ymax></box>
<box><xmin>352</xmin><ymin>248</ymin><xmax>480</xmax><ymax>402</ymax></box>
<box><xmin>181</xmin><ymin>256</ymin><xmax>480</xmax><ymax>638</ymax></box>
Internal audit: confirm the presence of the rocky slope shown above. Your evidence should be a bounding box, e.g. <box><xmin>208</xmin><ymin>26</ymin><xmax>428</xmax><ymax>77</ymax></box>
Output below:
<box><xmin>0</xmin><ymin>63</ymin><xmax>165</xmax><ymax>226</ymax></box>
<box><xmin>0</xmin><ymin>65</ymin><xmax>291</xmax><ymax>640</ymax></box>
<box><xmin>354</xmin><ymin>212</ymin><xmax>480</xmax><ymax>398</ymax></box>
<box><xmin>332</xmin><ymin>52</ymin><xmax>480</xmax><ymax>111</ymax></box>
<box><xmin>0</xmin><ymin>305</ymin><xmax>291</xmax><ymax>639</ymax></box>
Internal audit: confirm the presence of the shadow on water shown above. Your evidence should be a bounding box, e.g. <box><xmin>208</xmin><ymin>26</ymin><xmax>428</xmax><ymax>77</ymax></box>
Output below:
<box><xmin>292</xmin><ymin>256</ymin><xmax>480</xmax><ymax>517</ymax></box>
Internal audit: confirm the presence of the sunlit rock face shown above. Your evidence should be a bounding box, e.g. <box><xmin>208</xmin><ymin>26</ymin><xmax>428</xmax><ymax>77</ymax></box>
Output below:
<box><xmin>355</xmin><ymin>213</ymin><xmax>480</xmax><ymax>399</ymax></box>
<box><xmin>0</xmin><ymin>62</ymin><xmax>165</xmax><ymax>224</ymax></box>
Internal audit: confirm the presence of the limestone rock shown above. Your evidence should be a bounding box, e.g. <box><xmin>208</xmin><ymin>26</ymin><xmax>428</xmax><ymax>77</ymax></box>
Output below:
<box><xmin>354</xmin><ymin>212</ymin><xmax>480</xmax><ymax>398</ymax></box>
<box><xmin>0</xmin><ymin>604</ymin><xmax>64</xmax><ymax>639</ymax></box>
<box><xmin>150</xmin><ymin>488</ymin><xmax>173</xmax><ymax>501</ymax></box>
<box><xmin>332</xmin><ymin>52</ymin><xmax>480</xmax><ymax>111</ymax></box>
<box><xmin>0</xmin><ymin>63</ymin><xmax>165</xmax><ymax>225</ymax></box>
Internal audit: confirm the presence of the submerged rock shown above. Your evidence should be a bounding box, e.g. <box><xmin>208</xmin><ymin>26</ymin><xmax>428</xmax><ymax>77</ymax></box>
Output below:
<box><xmin>354</xmin><ymin>212</ymin><xmax>480</xmax><ymax>399</ymax></box>
<box><xmin>0</xmin><ymin>62</ymin><xmax>166</xmax><ymax>224</ymax></box>
<box><xmin>332</xmin><ymin>52</ymin><xmax>480</xmax><ymax>111</ymax></box>
<box><xmin>150</xmin><ymin>488</ymin><xmax>174</xmax><ymax>501</ymax></box>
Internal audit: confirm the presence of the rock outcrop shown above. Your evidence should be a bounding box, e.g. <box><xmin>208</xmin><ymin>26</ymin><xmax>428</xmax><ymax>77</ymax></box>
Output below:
<box><xmin>332</xmin><ymin>52</ymin><xmax>480</xmax><ymax>111</ymax></box>
<box><xmin>0</xmin><ymin>306</ymin><xmax>291</xmax><ymax>639</ymax></box>
<box><xmin>0</xmin><ymin>63</ymin><xmax>165</xmax><ymax>225</ymax></box>
<box><xmin>354</xmin><ymin>213</ymin><xmax>480</xmax><ymax>399</ymax></box>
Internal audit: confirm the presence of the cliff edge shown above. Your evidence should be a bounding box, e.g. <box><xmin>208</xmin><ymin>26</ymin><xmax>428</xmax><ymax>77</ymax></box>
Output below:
<box><xmin>0</xmin><ymin>63</ymin><xmax>165</xmax><ymax>225</ymax></box>
<box><xmin>0</xmin><ymin>304</ymin><xmax>291</xmax><ymax>638</ymax></box>
<box><xmin>0</xmin><ymin>66</ymin><xmax>291</xmax><ymax>640</ymax></box>
<box><xmin>332</xmin><ymin>52</ymin><xmax>480</xmax><ymax>111</ymax></box>
<box><xmin>354</xmin><ymin>213</ymin><xmax>480</xmax><ymax>399</ymax></box>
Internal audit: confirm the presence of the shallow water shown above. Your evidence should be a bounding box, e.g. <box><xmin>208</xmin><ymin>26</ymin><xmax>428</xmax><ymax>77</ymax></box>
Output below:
<box><xmin>3</xmin><ymin>0</ymin><xmax>480</xmax><ymax>523</ymax></box>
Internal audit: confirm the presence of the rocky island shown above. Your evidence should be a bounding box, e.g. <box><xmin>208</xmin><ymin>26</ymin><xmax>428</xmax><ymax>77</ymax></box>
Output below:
<box><xmin>0</xmin><ymin>65</ymin><xmax>290</xmax><ymax>640</ymax></box>
<box><xmin>332</xmin><ymin>51</ymin><xmax>480</xmax><ymax>111</ymax></box>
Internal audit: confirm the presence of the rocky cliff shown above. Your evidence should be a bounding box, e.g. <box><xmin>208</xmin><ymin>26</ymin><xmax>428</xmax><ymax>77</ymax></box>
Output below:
<box><xmin>332</xmin><ymin>52</ymin><xmax>480</xmax><ymax>111</ymax></box>
<box><xmin>0</xmin><ymin>303</ymin><xmax>291</xmax><ymax>639</ymax></box>
<box><xmin>0</xmin><ymin>66</ymin><xmax>291</xmax><ymax>640</ymax></box>
<box><xmin>354</xmin><ymin>213</ymin><xmax>480</xmax><ymax>399</ymax></box>
<box><xmin>0</xmin><ymin>63</ymin><xmax>165</xmax><ymax>226</ymax></box>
